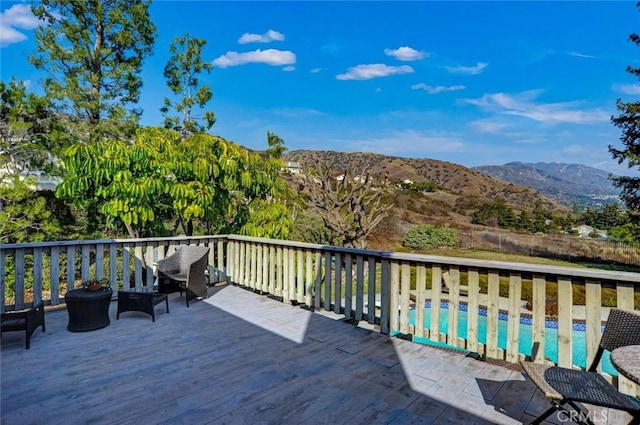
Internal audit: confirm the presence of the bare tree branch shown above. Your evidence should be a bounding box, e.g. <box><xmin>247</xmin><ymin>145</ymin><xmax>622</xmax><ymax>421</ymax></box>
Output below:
<box><xmin>299</xmin><ymin>160</ymin><xmax>392</xmax><ymax>248</ymax></box>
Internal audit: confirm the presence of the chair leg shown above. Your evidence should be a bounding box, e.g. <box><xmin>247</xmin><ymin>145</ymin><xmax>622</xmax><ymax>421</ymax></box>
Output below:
<box><xmin>531</xmin><ymin>401</ymin><xmax>562</xmax><ymax>425</ymax></box>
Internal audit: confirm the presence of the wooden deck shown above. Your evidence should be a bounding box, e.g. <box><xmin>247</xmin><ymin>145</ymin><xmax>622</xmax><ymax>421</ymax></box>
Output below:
<box><xmin>0</xmin><ymin>285</ymin><xmax>630</xmax><ymax>425</ymax></box>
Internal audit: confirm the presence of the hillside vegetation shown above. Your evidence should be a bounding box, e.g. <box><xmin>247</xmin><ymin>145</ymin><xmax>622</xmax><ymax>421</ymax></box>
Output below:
<box><xmin>284</xmin><ymin>150</ymin><xmax>570</xmax><ymax>250</ymax></box>
<box><xmin>286</xmin><ymin>150</ymin><xmax>564</xmax><ymax>214</ymax></box>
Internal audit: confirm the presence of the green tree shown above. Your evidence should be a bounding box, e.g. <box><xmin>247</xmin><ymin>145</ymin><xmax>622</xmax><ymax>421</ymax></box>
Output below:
<box><xmin>471</xmin><ymin>199</ymin><xmax>516</xmax><ymax>229</ymax></box>
<box><xmin>0</xmin><ymin>78</ymin><xmax>67</xmax><ymax>176</ymax></box>
<box><xmin>265</xmin><ymin>131</ymin><xmax>287</xmax><ymax>159</ymax></box>
<box><xmin>0</xmin><ymin>175</ymin><xmax>69</xmax><ymax>243</ymax></box>
<box><xmin>56</xmin><ymin>128</ymin><xmax>292</xmax><ymax>239</ymax></box>
<box><xmin>0</xmin><ymin>79</ymin><xmax>76</xmax><ymax>244</ymax></box>
<box><xmin>610</xmin><ymin>6</ymin><xmax>640</xmax><ymax>223</ymax></box>
<box><xmin>290</xmin><ymin>209</ymin><xmax>339</xmax><ymax>245</ymax></box>
<box><xmin>30</xmin><ymin>0</ymin><xmax>156</xmax><ymax>143</ymax></box>
<box><xmin>161</xmin><ymin>33</ymin><xmax>215</xmax><ymax>139</ymax></box>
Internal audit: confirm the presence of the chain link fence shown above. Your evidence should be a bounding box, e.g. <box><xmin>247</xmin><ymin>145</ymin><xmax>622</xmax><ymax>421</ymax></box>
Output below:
<box><xmin>458</xmin><ymin>229</ymin><xmax>640</xmax><ymax>266</ymax></box>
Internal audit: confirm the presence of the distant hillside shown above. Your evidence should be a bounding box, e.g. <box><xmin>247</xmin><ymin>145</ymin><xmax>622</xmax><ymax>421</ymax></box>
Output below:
<box><xmin>284</xmin><ymin>150</ymin><xmax>565</xmax><ymax>215</ymax></box>
<box><xmin>472</xmin><ymin>162</ymin><xmax>620</xmax><ymax>208</ymax></box>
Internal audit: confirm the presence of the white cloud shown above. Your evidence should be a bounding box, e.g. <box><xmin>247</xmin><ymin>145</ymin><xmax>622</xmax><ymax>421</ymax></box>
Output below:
<box><xmin>470</xmin><ymin>119</ymin><xmax>509</xmax><ymax>134</ymax></box>
<box><xmin>613</xmin><ymin>83</ymin><xmax>640</xmax><ymax>95</ymax></box>
<box><xmin>384</xmin><ymin>46</ymin><xmax>429</xmax><ymax>61</ymax></box>
<box><xmin>568</xmin><ymin>50</ymin><xmax>595</xmax><ymax>59</ymax></box>
<box><xmin>271</xmin><ymin>107</ymin><xmax>324</xmax><ymax>118</ymax></box>
<box><xmin>411</xmin><ymin>83</ymin><xmax>466</xmax><ymax>94</ymax></box>
<box><xmin>310</xmin><ymin>67</ymin><xmax>322</xmax><ymax>74</ymax></box>
<box><xmin>282</xmin><ymin>65</ymin><xmax>295</xmax><ymax>72</ymax></box>
<box><xmin>336</xmin><ymin>64</ymin><xmax>414</xmax><ymax>81</ymax></box>
<box><xmin>212</xmin><ymin>49</ymin><xmax>296</xmax><ymax>68</ymax></box>
<box><xmin>464</xmin><ymin>90</ymin><xmax>609</xmax><ymax>124</ymax></box>
<box><xmin>0</xmin><ymin>4</ymin><xmax>41</xmax><ymax>47</ymax></box>
<box><xmin>445</xmin><ymin>62</ymin><xmax>488</xmax><ymax>75</ymax></box>
<box><xmin>238</xmin><ymin>29</ymin><xmax>284</xmax><ymax>44</ymax></box>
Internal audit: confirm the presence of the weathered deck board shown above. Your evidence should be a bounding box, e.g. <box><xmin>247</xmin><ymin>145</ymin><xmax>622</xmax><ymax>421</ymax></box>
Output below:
<box><xmin>0</xmin><ymin>285</ymin><xmax>631</xmax><ymax>424</ymax></box>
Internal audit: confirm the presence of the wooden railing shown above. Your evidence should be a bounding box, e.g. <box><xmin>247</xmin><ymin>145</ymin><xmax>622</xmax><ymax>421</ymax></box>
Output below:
<box><xmin>2</xmin><ymin>235</ymin><xmax>639</xmax><ymax>394</ymax></box>
<box><xmin>0</xmin><ymin>235</ymin><xmax>225</xmax><ymax>312</ymax></box>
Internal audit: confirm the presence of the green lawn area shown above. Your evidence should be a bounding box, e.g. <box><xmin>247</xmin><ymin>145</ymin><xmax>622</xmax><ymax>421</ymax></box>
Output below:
<box><xmin>399</xmin><ymin>247</ymin><xmax>640</xmax><ymax>272</ymax></box>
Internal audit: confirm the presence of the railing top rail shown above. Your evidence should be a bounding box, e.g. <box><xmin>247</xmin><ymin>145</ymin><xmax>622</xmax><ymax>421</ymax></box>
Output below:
<box><xmin>0</xmin><ymin>235</ymin><xmax>229</xmax><ymax>250</ymax></box>
<box><xmin>382</xmin><ymin>251</ymin><xmax>640</xmax><ymax>284</ymax></box>
<box><xmin>226</xmin><ymin>234</ymin><xmax>386</xmax><ymax>256</ymax></box>
<box><xmin>1</xmin><ymin>233</ymin><xmax>638</xmax><ymax>284</ymax></box>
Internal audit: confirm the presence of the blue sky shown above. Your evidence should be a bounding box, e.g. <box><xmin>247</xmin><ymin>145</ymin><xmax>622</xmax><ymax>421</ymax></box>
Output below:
<box><xmin>2</xmin><ymin>1</ymin><xmax>640</xmax><ymax>176</ymax></box>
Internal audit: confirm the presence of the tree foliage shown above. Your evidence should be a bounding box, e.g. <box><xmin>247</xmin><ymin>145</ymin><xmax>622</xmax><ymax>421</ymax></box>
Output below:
<box><xmin>290</xmin><ymin>209</ymin><xmax>339</xmax><ymax>245</ymax></box>
<box><xmin>161</xmin><ymin>33</ymin><xmax>215</xmax><ymax>139</ymax></box>
<box><xmin>610</xmin><ymin>6</ymin><xmax>640</xmax><ymax>223</ymax></box>
<box><xmin>402</xmin><ymin>224</ymin><xmax>459</xmax><ymax>251</ymax></box>
<box><xmin>265</xmin><ymin>131</ymin><xmax>287</xmax><ymax>159</ymax></box>
<box><xmin>471</xmin><ymin>199</ymin><xmax>517</xmax><ymax>228</ymax></box>
<box><xmin>30</xmin><ymin>0</ymin><xmax>156</xmax><ymax>143</ymax></box>
<box><xmin>398</xmin><ymin>180</ymin><xmax>438</xmax><ymax>193</ymax></box>
<box><xmin>298</xmin><ymin>161</ymin><xmax>392</xmax><ymax>248</ymax></box>
<box><xmin>0</xmin><ymin>175</ymin><xmax>70</xmax><ymax>243</ymax></box>
<box><xmin>55</xmin><ymin>127</ymin><xmax>292</xmax><ymax>239</ymax></box>
<box><xmin>0</xmin><ymin>78</ymin><xmax>67</xmax><ymax>176</ymax></box>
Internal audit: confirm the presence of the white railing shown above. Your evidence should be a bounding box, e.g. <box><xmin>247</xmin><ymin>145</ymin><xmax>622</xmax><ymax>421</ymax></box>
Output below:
<box><xmin>2</xmin><ymin>235</ymin><xmax>639</xmax><ymax>394</ymax></box>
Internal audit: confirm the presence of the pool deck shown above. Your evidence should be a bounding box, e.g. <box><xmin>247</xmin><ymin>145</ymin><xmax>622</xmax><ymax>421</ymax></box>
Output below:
<box><xmin>1</xmin><ymin>284</ymin><xmax>632</xmax><ymax>424</ymax></box>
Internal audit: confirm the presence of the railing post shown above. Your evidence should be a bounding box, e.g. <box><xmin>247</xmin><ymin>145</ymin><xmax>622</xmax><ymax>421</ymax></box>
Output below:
<box><xmin>531</xmin><ymin>274</ymin><xmax>546</xmax><ymax>363</ymax></box>
<box><xmin>380</xmin><ymin>257</ymin><xmax>390</xmax><ymax>334</ymax></box>
<box><xmin>389</xmin><ymin>260</ymin><xmax>399</xmax><ymax>333</ymax></box>
<box><xmin>367</xmin><ymin>257</ymin><xmax>377</xmax><ymax>325</ymax></box>
<box><xmin>506</xmin><ymin>272</ymin><xmax>522</xmax><ymax>363</ymax></box>
<box><xmin>557</xmin><ymin>277</ymin><xmax>573</xmax><ymax>368</ymax></box>
<box><xmin>585</xmin><ymin>279</ymin><xmax>602</xmax><ymax>371</ymax></box>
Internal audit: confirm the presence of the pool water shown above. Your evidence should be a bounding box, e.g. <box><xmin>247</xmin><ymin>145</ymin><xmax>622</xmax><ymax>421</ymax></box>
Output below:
<box><xmin>407</xmin><ymin>303</ymin><xmax>617</xmax><ymax>376</ymax></box>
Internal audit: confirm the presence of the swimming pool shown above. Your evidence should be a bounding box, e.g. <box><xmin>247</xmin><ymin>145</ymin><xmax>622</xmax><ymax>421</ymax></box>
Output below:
<box><xmin>407</xmin><ymin>302</ymin><xmax>617</xmax><ymax>376</ymax></box>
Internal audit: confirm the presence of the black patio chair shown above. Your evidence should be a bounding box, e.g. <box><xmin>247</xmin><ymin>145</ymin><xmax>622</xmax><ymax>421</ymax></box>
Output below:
<box><xmin>1</xmin><ymin>300</ymin><xmax>46</xmax><ymax>349</ymax></box>
<box><xmin>521</xmin><ymin>308</ymin><xmax>640</xmax><ymax>425</ymax></box>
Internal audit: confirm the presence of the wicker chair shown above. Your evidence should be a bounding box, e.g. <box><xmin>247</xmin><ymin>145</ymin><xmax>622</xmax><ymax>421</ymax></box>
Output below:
<box><xmin>156</xmin><ymin>246</ymin><xmax>210</xmax><ymax>307</ymax></box>
<box><xmin>521</xmin><ymin>308</ymin><xmax>640</xmax><ymax>425</ymax></box>
<box><xmin>1</xmin><ymin>301</ymin><xmax>46</xmax><ymax>349</ymax></box>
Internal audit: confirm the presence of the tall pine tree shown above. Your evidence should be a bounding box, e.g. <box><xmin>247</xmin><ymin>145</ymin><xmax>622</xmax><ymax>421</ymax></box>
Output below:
<box><xmin>610</xmin><ymin>2</ymin><xmax>640</xmax><ymax>222</ymax></box>
<box><xmin>30</xmin><ymin>0</ymin><xmax>156</xmax><ymax>143</ymax></box>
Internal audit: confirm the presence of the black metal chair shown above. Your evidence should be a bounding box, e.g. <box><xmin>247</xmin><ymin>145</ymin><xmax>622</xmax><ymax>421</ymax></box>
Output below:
<box><xmin>1</xmin><ymin>301</ymin><xmax>46</xmax><ymax>349</ymax></box>
<box><xmin>116</xmin><ymin>291</ymin><xmax>169</xmax><ymax>322</ymax></box>
<box><xmin>521</xmin><ymin>308</ymin><xmax>640</xmax><ymax>425</ymax></box>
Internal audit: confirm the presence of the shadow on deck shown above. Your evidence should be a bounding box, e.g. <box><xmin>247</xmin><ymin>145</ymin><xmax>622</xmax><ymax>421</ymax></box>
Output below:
<box><xmin>1</xmin><ymin>285</ymin><xmax>624</xmax><ymax>425</ymax></box>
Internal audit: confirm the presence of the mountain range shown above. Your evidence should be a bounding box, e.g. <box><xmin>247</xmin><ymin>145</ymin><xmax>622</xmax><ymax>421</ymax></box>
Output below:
<box><xmin>284</xmin><ymin>150</ymin><xmax>564</xmax><ymax>215</ymax></box>
<box><xmin>472</xmin><ymin>162</ymin><xmax>620</xmax><ymax>208</ymax></box>
<box><xmin>282</xmin><ymin>151</ymin><xmax>628</xmax><ymax>248</ymax></box>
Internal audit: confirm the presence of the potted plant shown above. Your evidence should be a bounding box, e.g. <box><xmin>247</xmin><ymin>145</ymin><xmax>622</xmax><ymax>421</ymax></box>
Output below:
<box><xmin>82</xmin><ymin>278</ymin><xmax>110</xmax><ymax>292</ymax></box>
